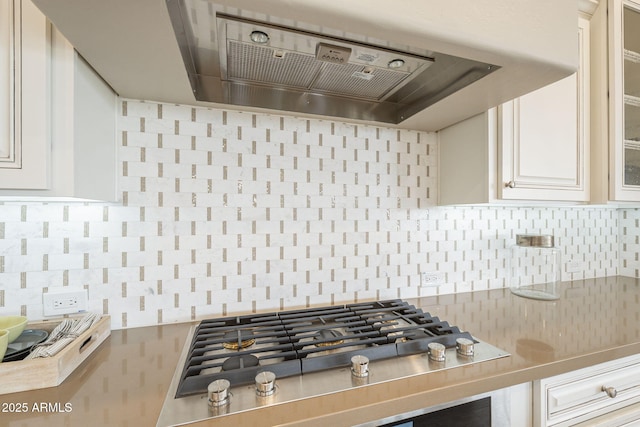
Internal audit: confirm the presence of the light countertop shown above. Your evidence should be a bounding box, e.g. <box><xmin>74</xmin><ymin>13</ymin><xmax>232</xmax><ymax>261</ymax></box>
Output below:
<box><xmin>3</xmin><ymin>276</ymin><xmax>640</xmax><ymax>426</ymax></box>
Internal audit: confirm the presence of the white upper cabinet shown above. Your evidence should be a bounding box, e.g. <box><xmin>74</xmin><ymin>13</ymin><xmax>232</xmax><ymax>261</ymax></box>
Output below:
<box><xmin>0</xmin><ymin>0</ymin><xmax>118</xmax><ymax>201</ymax></box>
<box><xmin>592</xmin><ymin>0</ymin><xmax>640</xmax><ymax>202</ymax></box>
<box><xmin>438</xmin><ymin>16</ymin><xmax>590</xmax><ymax>205</ymax></box>
<box><xmin>498</xmin><ymin>51</ymin><xmax>587</xmax><ymax>201</ymax></box>
<box><xmin>0</xmin><ymin>0</ymin><xmax>49</xmax><ymax>189</ymax></box>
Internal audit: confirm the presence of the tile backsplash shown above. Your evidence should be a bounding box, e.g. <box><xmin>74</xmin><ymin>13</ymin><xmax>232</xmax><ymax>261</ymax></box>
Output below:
<box><xmin>0</xmin><ymin>100</ymin><xmax>627</xmax><ymax>329</ymax></box>
<box><xmin>620</xmin><ymin>208</ymin><xmax>640</xmax><ymax>278</ymax></box>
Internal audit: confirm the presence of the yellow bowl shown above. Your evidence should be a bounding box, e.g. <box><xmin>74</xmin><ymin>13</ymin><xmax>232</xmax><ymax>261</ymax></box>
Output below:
<box><xmin>0</xmin><ymin>316</ymin><xmax>28</xmax><ymax>343</ymax></box>
<box><xmin>0</xmin><ymin>330</ymin><xmax>8</xmax><ymax>362</ymax></box>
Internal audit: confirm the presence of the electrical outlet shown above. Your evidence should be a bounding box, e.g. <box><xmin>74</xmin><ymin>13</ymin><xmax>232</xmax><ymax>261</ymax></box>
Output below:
<box><xmin>421</xmin><ymin>272</ymin><xmax>445</xmax><ymax>287</ymax></box>
<box><xmin>43</xmin><ymin>288</ymin><xmax>88</xmax><ymax>316</ymax></box>
<box><xmin>566</xmin><ymin>260</ymin><xmax>585</xmax><ymax>273</ymax></box>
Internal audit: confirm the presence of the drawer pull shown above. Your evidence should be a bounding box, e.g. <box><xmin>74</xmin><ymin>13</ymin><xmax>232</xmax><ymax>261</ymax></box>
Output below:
<box><xmin>602</xmin><ymin>386</ymin><xmax>618</xmax><ymax>398</ymax></box>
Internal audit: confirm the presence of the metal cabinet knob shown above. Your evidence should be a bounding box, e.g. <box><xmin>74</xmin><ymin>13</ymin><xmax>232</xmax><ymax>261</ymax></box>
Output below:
<box><xmin>505</xmin><ymin>180</ymin><xmax>516</xmax><ymax>189</ymax></box>
<box><xmin>602</xmin><ymin>386</ymin><xmax>617</xmax><ymax>398</ymax></box>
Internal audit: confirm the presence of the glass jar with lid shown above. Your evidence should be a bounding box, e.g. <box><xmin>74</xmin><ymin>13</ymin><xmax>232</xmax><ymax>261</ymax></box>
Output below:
<box><xmin>509</xmin><ymin>234</ymin><xmax>561</xmax><ymax>300</ymax></box>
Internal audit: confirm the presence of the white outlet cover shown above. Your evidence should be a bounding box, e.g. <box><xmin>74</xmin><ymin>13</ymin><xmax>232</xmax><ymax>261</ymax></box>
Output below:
<box><xmin>421</xmin><ymin>272</ymin><xmax>445</xmax><ymax>287</ymax></box>
<box><xmin>43</xmin><ymin>288</ymin><xmax>88</xmax><ymax>316</ymax></box>
<box><xmin>566</xmin><ymin>260</ymin><xmax>585</xmax><ymax>273</ymax></box>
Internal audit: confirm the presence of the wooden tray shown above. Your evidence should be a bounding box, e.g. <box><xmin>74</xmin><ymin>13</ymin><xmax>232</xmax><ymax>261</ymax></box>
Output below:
<box><xmin>0</xmin><ymin>315</ymin><xmax>111</xmax><ymax>395</ymax></box>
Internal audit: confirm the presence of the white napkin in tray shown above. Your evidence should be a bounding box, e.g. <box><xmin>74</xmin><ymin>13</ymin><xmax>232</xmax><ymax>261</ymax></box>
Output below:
<box><xmin>25</xmin><ymin>313</ymin><xmax>101</xmax><ymax>359</ymax></box>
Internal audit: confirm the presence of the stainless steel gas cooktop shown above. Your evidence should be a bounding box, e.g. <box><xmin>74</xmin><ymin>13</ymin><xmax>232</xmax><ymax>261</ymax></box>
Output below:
<box><xmin>157</xmin><ymin>299</ymin><xmax>509</xmax><ymax>426</ymax></box>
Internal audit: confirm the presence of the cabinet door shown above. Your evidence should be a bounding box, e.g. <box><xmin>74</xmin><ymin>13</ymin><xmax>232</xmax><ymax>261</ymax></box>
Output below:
<box><xmin>607</xmin><ymin>0</ymin><xmax>640</xmax><ymax>201</ymax></box>
<box><xmin>0</xmin><ymin>0</ymin><xmax>49</xmax><ymax>189</ymax></box>
<box><xmin>499</xmin><ymin>17</ymin><xmax>589</xmax><ymax>202</ymax></box>
<box><xmin>535</xmin><ymin>354</ymin><xmax>640</xmax><ymax>426</ymax></box>
<box><xmin>0</xmin><ymin>1</ymin><xmax>15</xmax><ymax>167</ymax></box>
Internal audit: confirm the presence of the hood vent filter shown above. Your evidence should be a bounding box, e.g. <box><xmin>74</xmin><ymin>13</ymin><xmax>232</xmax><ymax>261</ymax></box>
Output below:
<box><xmin>168</xmin><ymin>3</ymin><xmax>499</xmax><ymax>124</ymax></box>
<box><xmin>222</xmin><ymin>17</ymin><xmax>432</xmax><ymax>102</ymax></box>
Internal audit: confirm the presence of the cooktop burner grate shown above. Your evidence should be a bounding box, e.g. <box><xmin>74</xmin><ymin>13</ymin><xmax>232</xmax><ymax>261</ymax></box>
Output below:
<box><xmin>175</xmin><ymin>299</ymin><xmax>475</xmax><ymax>398</ymax></box>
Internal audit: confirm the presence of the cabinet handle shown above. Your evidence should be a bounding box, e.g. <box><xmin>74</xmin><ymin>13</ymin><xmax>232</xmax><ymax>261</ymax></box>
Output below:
<box><xmin>505</xmin><ymin>181</ymin><xmax>516</xmax><ymax>189</ymax></box>
<box><xmin>602</xmin><ymin>386</ymin><xmax>617</xmax><ymax>398</ymax></box>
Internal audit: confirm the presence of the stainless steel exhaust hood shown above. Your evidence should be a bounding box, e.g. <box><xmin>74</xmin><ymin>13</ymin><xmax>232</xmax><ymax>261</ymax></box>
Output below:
<box><xmin>168</xmin><ymin>6</ymin><xmax>499</xmax><ymax>125</ymax></box>
<box><xmin>32</xmin><ymin>0</ymin><xmax>578</xmax><ymax>131</ymax></box>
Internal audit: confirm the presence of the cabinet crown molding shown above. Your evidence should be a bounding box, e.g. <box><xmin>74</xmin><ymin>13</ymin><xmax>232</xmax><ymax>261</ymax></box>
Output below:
<box><xmin>579</xmin><ymin>0</ymin><xmax>599</xmax><ymax>15</ymax></box>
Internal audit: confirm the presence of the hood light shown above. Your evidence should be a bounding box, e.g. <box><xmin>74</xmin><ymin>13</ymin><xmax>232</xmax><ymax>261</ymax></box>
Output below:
<box><xmin>250</xmin><ymin>30</ymin><xmax>269</xmax><ymax>44</ymax></box>
<box><xmin>387</xmin><ymin>59</ymin><xmax>405</xmax><ymax>69</ymax></box>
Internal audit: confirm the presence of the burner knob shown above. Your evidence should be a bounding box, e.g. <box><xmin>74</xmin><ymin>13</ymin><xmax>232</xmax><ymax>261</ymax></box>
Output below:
<box><xmin>351</xmin><ymin>355</ymin><xmax>370</xmax><ymax>378</ymax></box>
<box><xmin>428</xmin><ymin>342</ymin><xmax>446</xmax><ymax>362</ymax></box>
<box><xmin>207</xmin><ymin>379</ymin><xmax>231</xmax><ymax>407</ymax></box>
<box><xmin>255</xmin><ymin>371</ymin><xmax>276</xmax><ymax>397</ymax></box>
<box><xmin>456</xmin><ymin>338</ymin><xmax>475</xmax><ymax>357</ymax></box>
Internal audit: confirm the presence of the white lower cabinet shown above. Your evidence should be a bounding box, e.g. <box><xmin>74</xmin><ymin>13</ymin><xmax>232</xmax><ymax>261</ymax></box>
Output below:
<box><xmin>510</xmin><ymin>382</ymin><xmax>534</xmax><ymax>427</ymax></box>
<box><xmin>534</xmin><ymin>354</ymin><xmax>640</xmax><ymax>426</ymax></box>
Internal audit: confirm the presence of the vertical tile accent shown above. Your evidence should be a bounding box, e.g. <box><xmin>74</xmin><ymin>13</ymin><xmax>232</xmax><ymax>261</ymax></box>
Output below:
<box><xmin>0</xmin><ymin>99</ymin><xmax>624</xmax><ymax>329</ymax></box>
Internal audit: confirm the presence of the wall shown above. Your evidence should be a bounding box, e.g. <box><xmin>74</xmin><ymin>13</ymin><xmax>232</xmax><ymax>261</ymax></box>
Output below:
<box><xmin>0</xmin><ymin>100</ymin><xmax>621</xmax><ymax>329</ymax></box>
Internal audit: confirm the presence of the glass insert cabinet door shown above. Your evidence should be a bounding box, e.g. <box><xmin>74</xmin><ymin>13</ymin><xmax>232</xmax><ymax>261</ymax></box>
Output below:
<box><xmin>594</xmin><ymin>0</ymin><xmax>640</xmax><ymax>200</ymax></box>
<box><xmin>623</xmin><ymin>4</ymin><xmax>640</xmax><ymax>185</ymax></box>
